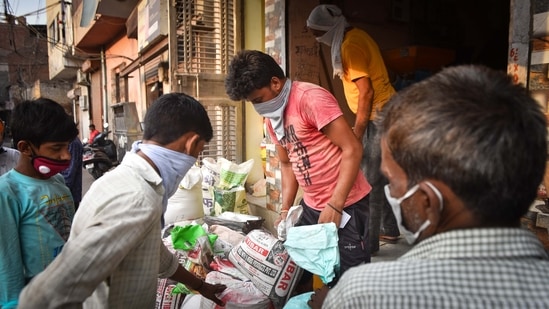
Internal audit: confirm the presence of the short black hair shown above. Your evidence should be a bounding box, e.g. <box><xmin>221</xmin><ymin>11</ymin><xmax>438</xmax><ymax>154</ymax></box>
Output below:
<box><xmin>10</xmin><ymin>98</ymin><xmax>78</xmax><ymax>147</ymax></box>
<box><xmin>89</xmin><ymin>124</ymin><xmax>95</xmax><ymax>129</ymax></box>
<box><xmin>143</xmin><ymin>93</ymin><xmax>213</xmax><ymax>144</ymax></box>
<box><xmin>225</xmin><ymin>50</ymin><xmax>286</xmax><ymax>101</ymax></box>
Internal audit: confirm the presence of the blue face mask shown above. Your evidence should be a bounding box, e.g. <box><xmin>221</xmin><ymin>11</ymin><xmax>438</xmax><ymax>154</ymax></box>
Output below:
<box><xmin>384</xmin><ymin>181</ymin><xmax>443</xmax><ymax>244</ymax></box>
<box><xmin>138</xmin><ymin>143</ymin><xmax>197</xmax><ymax>211</ymax></box>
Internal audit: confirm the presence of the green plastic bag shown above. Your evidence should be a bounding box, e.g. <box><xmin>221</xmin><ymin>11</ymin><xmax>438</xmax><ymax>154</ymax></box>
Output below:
<box><xmin>170</xmin><ymin>225</ymin><xmax>217</xmax><ymax>251</ymax></box>
<box><xmin>171</xmin><ymin>282</ymin><xmax>192</xmax><ymax>295</ymax></box>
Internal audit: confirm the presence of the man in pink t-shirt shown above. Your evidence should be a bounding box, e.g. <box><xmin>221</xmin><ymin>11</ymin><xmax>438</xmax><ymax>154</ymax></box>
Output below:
<box><xmin>225</xmin><ymin>50</ymin><xmax>372</xmax><ymax>288</ymax></box>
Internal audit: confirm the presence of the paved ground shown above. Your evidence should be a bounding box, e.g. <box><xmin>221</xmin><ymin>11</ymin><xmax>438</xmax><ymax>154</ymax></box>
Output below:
<box><xmin>373</xmin><ymin>237</ymin><xmax>412</xmax><ymax>262</ymax></box>
<box><xmin>82</xmin><ymin>167</ymin><xmax>94</xmax><ymax>194</ymax></box>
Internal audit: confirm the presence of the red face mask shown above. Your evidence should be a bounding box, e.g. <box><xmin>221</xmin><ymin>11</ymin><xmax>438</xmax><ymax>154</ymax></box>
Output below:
<box><xmin>31</xmin><ymin>156</ymin><xmax>70</xmax><ymax>178</ymax></box>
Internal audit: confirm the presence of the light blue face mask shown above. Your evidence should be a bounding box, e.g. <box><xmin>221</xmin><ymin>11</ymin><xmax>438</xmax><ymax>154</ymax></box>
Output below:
<box><xmin>137</xmin><ymin>143</ymin><xmax>197</xmax><ymax>212</ymax></box>
<box><xmin>384</xmin><ymin>181</ymin><xmax>443</xmax><ymax>244</ymax></box>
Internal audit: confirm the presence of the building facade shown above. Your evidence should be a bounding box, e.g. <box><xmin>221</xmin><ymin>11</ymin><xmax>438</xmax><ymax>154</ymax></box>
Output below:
<box><xmin>44</xmin><ymin>0</ymin><xmax>549</xmax><ymax>231</ymax></box>
<box><xmin>0</xmin><ymin>16</ymin><xmax>71</xmax><ymax>125</ymax></box>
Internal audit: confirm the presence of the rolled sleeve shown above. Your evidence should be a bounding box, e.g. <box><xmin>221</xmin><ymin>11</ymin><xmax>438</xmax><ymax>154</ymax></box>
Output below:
<box><xmin>158</xmin><ymin>243</ymin><xmax>180</xmax><ymax>278</ymax></box>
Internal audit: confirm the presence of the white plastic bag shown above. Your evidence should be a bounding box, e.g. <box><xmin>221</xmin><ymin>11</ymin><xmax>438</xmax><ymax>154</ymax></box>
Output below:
<box><xmin>218</xmin><ymin>158</ymin><xmax>254</xmax><ymax>190</ymax></box>
<box><xmin>277</xmin><ymin>205</ymin><xmax>303</xmax><ymax>241</ymax></box>
<box><xmin>165</xmin><ymin>166</ymin><xmax>204</xmax><ymax>225</ymax></box>
<box><xmin>191</xmin><ymin>271</ymin><xmax>272</xmax><ymax>309</ymax></box>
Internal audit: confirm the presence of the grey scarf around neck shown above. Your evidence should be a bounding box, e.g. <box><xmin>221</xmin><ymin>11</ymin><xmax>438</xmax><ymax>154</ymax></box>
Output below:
<box><xmin>252</xmin><ymin>79</ymin><xmax>292</xmax><ymax>141</ymax></box>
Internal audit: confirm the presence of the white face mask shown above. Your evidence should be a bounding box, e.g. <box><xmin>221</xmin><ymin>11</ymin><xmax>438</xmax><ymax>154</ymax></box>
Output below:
<box><xmin>384</xmin><ymin>181</ymin><xmax>443</xmax><ymax>244</ymax></box>
<box><xmin>252</xmin><ymin>79</ymin><xmax>292</xmax><ymax>141</ymax></box>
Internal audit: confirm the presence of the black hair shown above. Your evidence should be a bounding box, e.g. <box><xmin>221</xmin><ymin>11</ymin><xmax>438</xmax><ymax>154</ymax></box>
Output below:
<box><xmin>225</xmin><ymin>50</ymin><xmax>286</xmax><ymax>101</ymax></box>
<box><xmin>10</xmin><ymin>98</ymin><xmax>78</xmax><ymax>147</ymax></box>
<box><xmin>143</xmin><ymin>92</ymin><xmax>213</xmax><ymax>144</ymax></box>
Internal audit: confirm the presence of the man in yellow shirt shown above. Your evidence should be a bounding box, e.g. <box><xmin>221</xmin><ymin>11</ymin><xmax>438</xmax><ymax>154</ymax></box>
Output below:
<box><xmin>308</xmin><ymin>4</ymin><xmax>399</xmax><ymax>253</ymax></box>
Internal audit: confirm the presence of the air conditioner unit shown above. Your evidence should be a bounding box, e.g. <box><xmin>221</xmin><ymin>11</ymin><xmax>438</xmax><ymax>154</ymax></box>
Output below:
<box><xmin>79</xmin><ymin>95</ymin><xmax>89</xmax><ymax>111</ymax></box>
<box><xmin>77</xmin><ymin>70</ymin><xmax>90</xmax><ymax>86</ymax></box>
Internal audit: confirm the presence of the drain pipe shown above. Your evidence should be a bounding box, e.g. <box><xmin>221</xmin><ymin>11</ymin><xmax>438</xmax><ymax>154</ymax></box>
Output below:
<box><xmin>101</xmin><ymin>47</ymin><xmax>109</xmax><ymax>129</ymax></box>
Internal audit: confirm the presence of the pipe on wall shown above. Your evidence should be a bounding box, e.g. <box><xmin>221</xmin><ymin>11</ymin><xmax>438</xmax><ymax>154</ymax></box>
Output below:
<box><xmin>101</xmin><ymin>47</ymin><xmax>109</xmax><ymax>128</ymax></box>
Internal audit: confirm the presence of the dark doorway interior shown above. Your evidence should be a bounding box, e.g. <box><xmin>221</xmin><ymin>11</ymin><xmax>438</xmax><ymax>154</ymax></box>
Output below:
<box><xmin>328</xmin><ymin>0</ymin><xmax>511</xmax><ymax>71</ymax></box>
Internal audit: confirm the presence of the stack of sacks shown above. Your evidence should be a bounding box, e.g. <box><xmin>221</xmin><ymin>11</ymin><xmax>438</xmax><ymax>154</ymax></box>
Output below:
<box><xmin>156</xmin><ymin>223</ymin><xmax>278</xmax><ymax>309</ymax></box>
<box><xmin>228</xmin><ymin>229</ymin><xmax>302</xmax><ymax>309</ymax></box>
<box><xmin>201</xmin><ymin>158</ymin><xmax>254</xmax><ymax>216</ymax></box>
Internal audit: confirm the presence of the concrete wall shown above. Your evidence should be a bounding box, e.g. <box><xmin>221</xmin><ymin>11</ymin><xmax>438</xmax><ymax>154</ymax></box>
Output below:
<box><xmin>37</xmin><ymin>80</ymin><xmax>74</xmax><ymax>110</ymax></box>
<box><xmin>243</xmin><ymin>0</ymin><xmax>267</xmax><ymax>185</ymax></box>
<box><xmin>105</xmin><ymin>36</ymin><xmax>140</xmax><ymax>107</ymax></box>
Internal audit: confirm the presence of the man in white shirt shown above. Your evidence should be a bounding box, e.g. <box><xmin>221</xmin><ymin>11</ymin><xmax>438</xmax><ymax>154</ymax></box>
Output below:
<box><xmin>19</xmin><ymin>93</ymin><xmax>226</xmax><ymax>308</ymax></box>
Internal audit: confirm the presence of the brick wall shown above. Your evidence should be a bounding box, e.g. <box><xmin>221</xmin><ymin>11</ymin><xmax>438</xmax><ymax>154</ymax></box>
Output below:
<box><xmin>0</xmin><ymin>20</ymin><xmax>50</xmax><ymax>105</ymax></box>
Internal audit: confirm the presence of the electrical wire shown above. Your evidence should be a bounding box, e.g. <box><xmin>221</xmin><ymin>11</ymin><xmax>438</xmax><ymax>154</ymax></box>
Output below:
<box><xmin>15</xmin><ymin>0</ymin><xmax>59</xmax><ymax>19</ymax></box>
<box><xmin>2</xmin><ymin>0</ymin><xmax>62</xmax><ymax>86</ymax></box>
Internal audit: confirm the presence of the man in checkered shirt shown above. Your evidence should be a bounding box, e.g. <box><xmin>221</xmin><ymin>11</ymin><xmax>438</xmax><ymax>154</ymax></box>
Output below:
<box><xmin>310</xmin><ymin>65</ymin><xmax>549</xmax><ymax>308</ymax></box>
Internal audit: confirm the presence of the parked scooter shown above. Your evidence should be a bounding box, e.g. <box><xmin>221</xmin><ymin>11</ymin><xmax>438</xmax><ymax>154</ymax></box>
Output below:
<box><xmin>82</xmin><ymin>124</ymin><xmax>118</xmax><ymax>179</ymax></box>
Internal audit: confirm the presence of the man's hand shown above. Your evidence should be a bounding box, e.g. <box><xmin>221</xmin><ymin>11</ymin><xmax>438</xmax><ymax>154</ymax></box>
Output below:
<box><xmin>198</xmin><ymin>282</ymin><xmax>227</xmax><ymax>306</ymax></box>
<box><xmin>273</xmin><ymin>211</ymin><xmax>288</xmax><ymax>230</ymax></box>
<box><xmin>308</xmin><ymin>285</ymin><xmax>330</xmax><ymax>309</ymax></box>
<box><xmin>352</xmin><ymin>126</ymin><xmax>365</xmax><ymax>142</ymax></box>
<box><xmin>318</xmin><ymin>205</ymin><xmax>342</xmax><ymax>227</ymax></box>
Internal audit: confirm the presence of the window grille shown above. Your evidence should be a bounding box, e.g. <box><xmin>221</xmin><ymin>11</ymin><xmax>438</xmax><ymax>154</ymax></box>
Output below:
<box><xmin>174</xmin><ymin>73</ymin><xmax>242</xmax><ymax>164</ymax></box>
<box><xmin>175</xmin><ymin>0</ymin><xmax>235</xmax><ymax>74</ymax></box>
<box><xmin>201</xmin><ymin>100</ymin><xmax>240</xmax><ymax>162</ymax></box>
<box><xmin>174</xmin><ymin>0</ymin><xmax>241</xmax><ymax>164</ymax></box>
